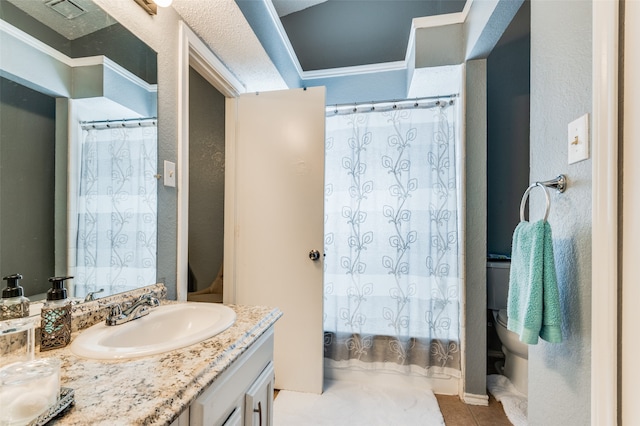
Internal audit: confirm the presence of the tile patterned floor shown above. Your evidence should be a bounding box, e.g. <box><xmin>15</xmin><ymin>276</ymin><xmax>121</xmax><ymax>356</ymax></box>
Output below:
<box><xmin>435</xmin><ymin>393</ymin><xmax>512</xmax><ymax>426</ymax></box>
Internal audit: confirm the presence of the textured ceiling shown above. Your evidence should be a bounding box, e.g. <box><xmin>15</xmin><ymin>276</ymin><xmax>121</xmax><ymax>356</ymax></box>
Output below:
<box><xmin>172</xmin><ymin>0</ymin><xmax>287</xmax><ymax>92</ymax></box>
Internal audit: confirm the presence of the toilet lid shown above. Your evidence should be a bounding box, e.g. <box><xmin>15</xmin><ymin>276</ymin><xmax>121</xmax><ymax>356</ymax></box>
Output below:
<box><xmin>497</xmin><ymin>309</ymin><xmax>508</xmax><ymax>327</ymax></box>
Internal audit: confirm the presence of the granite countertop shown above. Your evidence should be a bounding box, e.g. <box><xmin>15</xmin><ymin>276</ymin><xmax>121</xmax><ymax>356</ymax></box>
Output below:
<box><xmin>41</xmin><ymin>303</ymin><xmax>282</xmax><ymax>426</ymax></box>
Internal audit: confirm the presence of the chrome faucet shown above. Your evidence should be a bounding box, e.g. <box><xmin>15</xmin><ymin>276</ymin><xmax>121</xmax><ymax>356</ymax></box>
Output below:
<box><xmin>84</xmin><ymin>288</ymin><xmax>104</xmax><ymax>302</ymax></box>
<box><xmin>105</xmin><ymin>293</ymin><xmax>160</xmax><ymax>326</ymax></box>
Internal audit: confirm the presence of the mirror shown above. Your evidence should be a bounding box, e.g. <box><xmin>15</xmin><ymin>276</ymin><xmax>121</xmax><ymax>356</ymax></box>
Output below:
<box><xmin>0</xmin><ymin>0</ymin><xmax>158</xmax><ymax>301</ymax></box>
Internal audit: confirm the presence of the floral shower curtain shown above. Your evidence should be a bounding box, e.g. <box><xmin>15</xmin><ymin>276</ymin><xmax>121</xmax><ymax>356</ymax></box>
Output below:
<box><xmin>74</xmin><ymin>124</ymin><xmax>157</xmax><ymax>298</ymax></box>
<box><xmin>324</xmin><ymin>99</ymin><xmax>461</xmax><ymax>378</ymax></box>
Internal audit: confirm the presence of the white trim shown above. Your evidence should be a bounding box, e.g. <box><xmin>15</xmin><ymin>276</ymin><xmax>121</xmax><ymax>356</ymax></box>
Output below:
<box><xmin>301</xmin><ymin>61</ymin><xmax>406</xmax><ymax>79</ymax></box>
<box><xmin>406</xmin><ymin>6</ymin><xmax>468</xmax><ymax>70</ymax></box>
<box><xmin>103</xmin><ymin>57</ymin><xmax>158</xmax><ymax>93</ymax></box>
<box><xmin>1</xmin><ymin>20</ymin><xmax>143</xmax><ymax>75</ymax></box>
<box><xmin>264</xmin><ymin>0</ymin><xmax>305</xmax><ymax>77</ymax></box>
<box><xmin>405</xmin><ymin>21</ymin><xmax>417</xmax><ymax>67</ymax></box>
<box><xmin>622</xmin><ymin>2</ymin><xmax>640</xmax><ymax>422</ymax></box>
<box><xmin>401</xmin><ymin>7</ymin><xmax>469</xmax><ymax>69</ymax></box>
<box><xmin>463</xmin><ymin>392</ymin><xmax>489</xmax><ymax>406</ymax></box>
<box><xmin>66</xmin><ymin>100</ymin><xmax>83</xmax><ymax>292</ymax></box>
<box><xmin>412</xmin><ymin>10</ymin><xmax>467</xmax><ymax>29</ymax></box>
<box><xmin>183</xmin><ymin>23</ymin><xmax>245</xmax><ymax>97</ymax></box>
<box><xmin>223</xmin><ymin>98</ymin><xmax>238</xmax><ymax>304</ymax></box>
<box><xmin>458</xmin><ymin>63</ymin><xmax>467</xmax><ymax>400</ymax></box>
<box><xmin>176</xmin><ymin>20</ymin><xmax>245</xmax><ymax>302</ymax></box>
<box><xmin>0</xmin><ymin>19</ymin><xmax>71</xmax><ymax>65</ymax></box>
<box><xmin>67</xmin><ymin>56</ymin><xmax>104</xmax><ymax>67</ymax></box>
<box><xmin>460</xmin><ymin>0</ymin><xmax>473</xmax><ymax>21</ymax></box>
<box><xmin>177</xmin><ymin>21</ymin><xmax>190</xmax><ymax>302</ymax></box>
<box><xmin>591</xmin><ymin>0</ymin><xmax>619</xmax><ymax>424</ymax></box>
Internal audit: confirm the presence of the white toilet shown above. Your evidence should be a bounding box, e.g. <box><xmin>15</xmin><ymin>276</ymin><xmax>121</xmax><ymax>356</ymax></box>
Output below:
<box><xmin>487</xmin><ymin>260</ymin><xmax>528</xmax><ymax>396</ymax></box>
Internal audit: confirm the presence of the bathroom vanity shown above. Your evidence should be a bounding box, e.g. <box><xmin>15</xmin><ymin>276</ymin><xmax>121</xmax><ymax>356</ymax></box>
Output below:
<box><xmin>38</xmin><ymin>301</ymin><xmax>281</xmax><ymax>426</ymax></box>
<box><xmin>175</xmin><ymin>327</ymin><xmax>275</xmax><ymax>426</ymax></box>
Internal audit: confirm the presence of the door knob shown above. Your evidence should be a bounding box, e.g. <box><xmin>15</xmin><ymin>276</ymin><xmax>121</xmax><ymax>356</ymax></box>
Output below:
<box><xmin>309</xmin><ymin>250</ymin><xmax>321</xmax><ymax>261</ymax></box>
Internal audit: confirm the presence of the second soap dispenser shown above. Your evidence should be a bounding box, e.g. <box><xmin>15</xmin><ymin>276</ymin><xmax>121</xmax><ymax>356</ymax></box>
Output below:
<box><xmin>1</xmin><ymin>274</ymin><xmax>30</xmax><ymax>320</ymax></box>
<box><xmin>40</xmin><ymin>276</ymin><xmax>73</xmax><ymax>351</ymax></box>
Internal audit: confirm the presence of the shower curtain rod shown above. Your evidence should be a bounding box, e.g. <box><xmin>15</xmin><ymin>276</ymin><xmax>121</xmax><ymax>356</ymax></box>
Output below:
<box><xmin>326</xmin><ymin>94</ymin><xmax>459</xmax><ymax>115</ymax></box>
<box><xmin>80</xmin><ymin>117</ymin><xmax>157</xmax><ymax>130</ymax></box>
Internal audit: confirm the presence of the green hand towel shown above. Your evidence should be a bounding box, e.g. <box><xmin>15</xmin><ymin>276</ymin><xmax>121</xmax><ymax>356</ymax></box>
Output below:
<box><xmin>507</xmin><ymin>220</ymin><xmax>563</xmax><ymax>344</ymax></box>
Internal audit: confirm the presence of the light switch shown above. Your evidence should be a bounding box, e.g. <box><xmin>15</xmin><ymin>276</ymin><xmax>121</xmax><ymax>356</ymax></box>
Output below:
<box><xmin>164</xmin><ymin>160</ymin><xmax>176</xmax><ymax>187</ymax></box>
<box><xmin>568</xmin><ymin>114</ymin><xmax>589</xmax><ymax>164</ymax></box>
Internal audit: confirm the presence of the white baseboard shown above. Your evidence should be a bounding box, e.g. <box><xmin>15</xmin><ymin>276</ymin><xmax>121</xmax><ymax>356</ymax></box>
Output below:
<box><xmin>463</xmin><ymin>392</ymin><xmax>489</xmax><ymax>406</ymax></box>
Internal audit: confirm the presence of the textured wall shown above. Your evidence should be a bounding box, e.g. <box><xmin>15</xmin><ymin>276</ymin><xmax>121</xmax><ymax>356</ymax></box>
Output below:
<box><xmin>465</xmin><ymin>59</ymin><xmax>487</xmax><ymax>397</ymax></box>
<box><xmin>188</xmin><ymin>68</ymin><xmax>225</xmax><ymax>291</ymax></box>
<box><xmin>529</xmin><ymin>1</ymin><xmax>592</xmax><ymax>424</ymax></box>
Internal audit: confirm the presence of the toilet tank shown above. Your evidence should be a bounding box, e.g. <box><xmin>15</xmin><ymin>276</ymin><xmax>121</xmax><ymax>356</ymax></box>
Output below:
<box><xmin>487</xmin><ymin>260</ymin><xmax>511</xmax><ymax>310</ymax></box>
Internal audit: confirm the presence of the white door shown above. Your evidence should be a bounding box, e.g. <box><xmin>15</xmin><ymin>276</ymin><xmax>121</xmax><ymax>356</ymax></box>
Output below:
<box><xmin>231</xmin><ymin>87</ymin><xmax>325</xmax><ymax>394</ymax></box>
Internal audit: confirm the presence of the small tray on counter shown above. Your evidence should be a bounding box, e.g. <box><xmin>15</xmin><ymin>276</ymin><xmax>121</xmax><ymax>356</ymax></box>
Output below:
<box><xmin>28</xmin><ymin>387</ymin><xmax>75</xmax><ymax>426</ymax></box>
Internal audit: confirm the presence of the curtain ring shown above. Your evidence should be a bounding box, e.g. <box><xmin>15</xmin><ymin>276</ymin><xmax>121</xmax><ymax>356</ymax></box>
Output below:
<box><xmin>519</xmin><ymin>182</ymin><xmax>551</xmax><ymax>222</ymax></box>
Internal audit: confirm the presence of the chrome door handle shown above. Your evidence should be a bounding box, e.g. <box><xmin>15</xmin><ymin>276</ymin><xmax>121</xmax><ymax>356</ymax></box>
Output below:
<box><xmin>309</xmin><ymin>250</ymin><xmax>321</xmax><ymax>261</ymax></box>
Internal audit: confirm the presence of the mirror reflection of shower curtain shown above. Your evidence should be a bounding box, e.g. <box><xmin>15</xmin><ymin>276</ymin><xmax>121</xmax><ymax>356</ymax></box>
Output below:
<box><xmin>74</xmin><ymin>124</ymin><xmax>157</xmax><ymax>298</ymax></box>
<box><xmin>324</xmin><ymin>100</ymin><xmax>461</xmax><ymax>378</ymax></box>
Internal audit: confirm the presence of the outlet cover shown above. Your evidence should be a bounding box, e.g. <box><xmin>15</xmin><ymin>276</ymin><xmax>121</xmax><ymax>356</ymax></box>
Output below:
<box><xmin>164</xmin><ymin>160</ymin><xmax>176</xmax><ymax>187</ymax></box>
<box><xmin>568</xmin><ymin>113</ymin><xmax>589</xmax><ymax>164</ymax></box>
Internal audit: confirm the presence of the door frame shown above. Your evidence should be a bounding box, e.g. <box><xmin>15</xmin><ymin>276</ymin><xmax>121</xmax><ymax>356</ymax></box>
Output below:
<box><xmin>591</xmin><ymin>0</ymin><xmax>619</xmax><ymax>424</ymax></box>
<box><xmin>176</xmin><ymin>21</ymin><xmax>244</xmax><ymax>302</ymax></box>
<box><xmin>621</xmin><ymin>1</ymin><xmax>640</xmax><ymax>423</ymax></box>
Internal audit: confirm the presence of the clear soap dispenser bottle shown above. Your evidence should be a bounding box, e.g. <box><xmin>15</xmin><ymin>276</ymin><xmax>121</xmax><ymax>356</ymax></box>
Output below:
<box><xmin>1</xmin><ymin>274</ymin><xmax>30</xmax><ymax>320</ymax></box>
<box><xmin>40</xmin><ymin>276</ymin><xmax>73</xmax><ymax>351</ymax></box>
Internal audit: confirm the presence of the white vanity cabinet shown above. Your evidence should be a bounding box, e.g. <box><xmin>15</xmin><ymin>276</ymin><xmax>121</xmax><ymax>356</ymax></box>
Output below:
<box><xmin>175</xmin><ymin>327</ymin><xmax>275</xmax><ymax>426</ymax></box>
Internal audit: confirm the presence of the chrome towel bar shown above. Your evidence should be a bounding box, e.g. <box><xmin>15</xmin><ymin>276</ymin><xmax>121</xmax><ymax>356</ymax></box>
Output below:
<box><xmin>519</xmin><ymin>175</ymin><xmax>567</xmax><ymax>222</ymax></box>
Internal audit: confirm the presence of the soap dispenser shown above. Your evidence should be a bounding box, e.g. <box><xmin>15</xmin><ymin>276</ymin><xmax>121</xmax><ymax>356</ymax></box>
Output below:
<box><xmin>40</xmin><ymin>276</ymin><xmax>73</xmax><ymax>351</ymax></box>
<box><xmin>1</xmin><ymin>274</ymin><xmax>30</xmax><ymax>320</ymax></box>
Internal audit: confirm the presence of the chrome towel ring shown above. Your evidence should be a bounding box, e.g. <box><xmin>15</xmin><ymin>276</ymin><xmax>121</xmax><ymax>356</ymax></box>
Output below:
<box><xmin>519</xmin><ymin>174</ymin><xmax>567</xmax><ymax>222</ymax></box>
<box><xmin>520</xmin><ymin>182</ymin><xmax>551</xmax><ymax>222</ymax></box>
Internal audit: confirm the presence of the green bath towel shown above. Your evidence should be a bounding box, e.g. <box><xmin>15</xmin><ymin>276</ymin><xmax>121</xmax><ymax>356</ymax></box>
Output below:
<box><xmin>507</xmin><ymin>220</ymin><xmax>563</xmax><ymax>344</ymax></box>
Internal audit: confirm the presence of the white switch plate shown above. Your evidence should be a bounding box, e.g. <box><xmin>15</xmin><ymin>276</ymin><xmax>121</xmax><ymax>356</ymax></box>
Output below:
<box><xmin>568</xmin><ymin>113</ymin><xmax>589</xmax><ymax>164</ymax></box>
<box><xmin>164</xmin><ymin>160</ymin><xmax>176</xmax><ymax>187</ymax></box>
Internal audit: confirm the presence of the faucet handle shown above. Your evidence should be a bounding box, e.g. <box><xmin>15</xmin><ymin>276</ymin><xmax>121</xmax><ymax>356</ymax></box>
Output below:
<box><xmin>138</xmin><ymin>293</ymin><xmax>160</xmax><ymax>306</ymax></box>
<box><xmin>84</xmin><ymin>288</ymin><xmax>104</xmax><ymax>302</ymax></box>
<box><xmin>107</xmin><ymin>303</ymin><xmax>122</xmax><ymax>318</ymax></box>
<box><xmin>105</xmin><ymin>303</ymin><xmax>124</xmax><ymax>326</ymax></box>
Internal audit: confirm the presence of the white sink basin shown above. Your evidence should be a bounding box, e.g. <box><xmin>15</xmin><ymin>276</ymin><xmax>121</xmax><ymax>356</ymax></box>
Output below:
<box><xmin>70</xmin><ymin>303</ymin><xmax>236</xmax><ymax>360</ymax></box>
